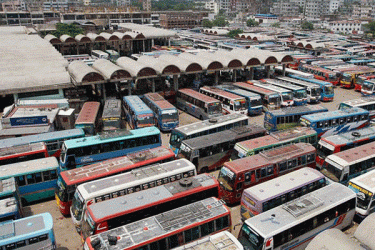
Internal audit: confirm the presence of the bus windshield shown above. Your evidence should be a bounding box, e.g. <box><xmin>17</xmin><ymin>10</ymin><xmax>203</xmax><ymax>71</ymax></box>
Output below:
<box><xmin>348</xmin><ymin>184</ymin><xmax>372</xmax><ymax>210</ymax></box>
<box><xmin>137</xmin><ymin>114</ymin><xmax>154</xmax><ymax>126</ymax></box>
<box><xmin>56</xmin><ymin>178</ymin><xmax>67</xmax><ymax>202</ymax></box>
<box><xmin>311</xmin><ymin>88</ymin><xmax>321</xmax><ymax>97</ymax></box>
<box><xmin>208</xmin><ymin>102</ymin><xmax>222</xmax><ymax>115</ymax></box>
<box><xmin>295</xmin><ymin>90</ymin><xmax>307</xmax><ymax>99</ymax></box>
<box><xmin>234</xmin><ymin>100</ymin><xmax>246</xmax><ymax>111</ymax></box>
<box><xmin>282</xmin><ymin>92</ymin><xmax>293</xmax><ymax>101</ymax></box>
<box><xmin>269</xmin><ymin>95</ymin><xmax>280</xmax><ymax>106</ymax></box>
<box><xmin>71</xmin><ymin>191</ymin><xmax>85</xmax><ymax>221</ymax></box>
<box><xmin>161</xmin><ymin>110</ymin><xmax>178</xmax><ymax>123</ymax></box>
<box><xmin>363</xmin><ymin>81</ymin><xmax>374</xmax><ymax>92</ymax></box>
<box><xmin>342</xmin><ymin>73</ymin><xmax>352</xmax><ymax>82</ymax></box>
<box><xmin>316</xmin><ymin>143</ymin><xmax>333</xmax><ymax>159</ymax></box>
<box><xmin>218</xmin><ymin>167</ymin><xmax>236</xmax><ymax>192</ymax></box>
<box><xmin>179</xmin><ymin>143</ymin><xmax>192</xmax><ymax>160</ymax></box>
<box><xmin>238</xmin><ymin>223</ymin><xmax>264</xmax><ymax>250</ymax></box>
<box><xmin>324</xmin><ymin>86</ymin><xmax>334</xmax><ymax>95</ymax></box>
<box><xmin>170</xmin><ymin>130</ymin><xmax>184</xmax><ymax>148</ymax></box>
<box><xmin>251</xmin><ymin>98</ymin><xmax>262</xmax><ymax>107</ymax></box>
<box><xmin>321</xmin><ymin>163</ymin><xmax>341</xmax><ymax>182</ymax></box>
<box><xmin>329</xmin><ymin>74</ymin><xmax>338</xmax><ymax>81</ymax></box>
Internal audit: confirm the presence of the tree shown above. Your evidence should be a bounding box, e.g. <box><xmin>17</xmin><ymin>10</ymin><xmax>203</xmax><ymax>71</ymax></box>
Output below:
<box><xmin>212</xmin><ymin>16</ymin><xmax>228</xmax><ymax>27</ymax></box>
<box><xmin>271</xmin><ymin>22</ymin><xmax>280</xmax><ymax>28</ymax></box>
<box><xmin>202</xmin><ymin>19</ymin><xmax>213</xmax><ymax>28</ymax></box>
<box><xmin>364</xmin><ymin>21</ymin><xmax>375</xmax><ymax>37</ymax></box>
<box><xmin>227</xmin><ymin>29</ymin><xmax>243</xmax><ymax>38</ymax></box>
<box><xmin>50</xmin><ymin>23</ymin><xmax>84</xmax><ymax>38</ymax></box>
<box><xmin>246</xmin><ymin>19</ymin><xmax>259</xmax><ymax>27</ymax></box>
<box><xmin>301</xmin><ymin>21</ymin><xmax>314</xmax><ymax>30</ymax></box>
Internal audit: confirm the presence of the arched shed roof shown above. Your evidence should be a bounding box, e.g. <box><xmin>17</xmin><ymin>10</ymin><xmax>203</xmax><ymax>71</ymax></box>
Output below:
<box><xmin>193</xmin><ymin>52</ymin><xmax>224</xmax><ymax>70</ymax></box>
<box><xmin>100</xmin><ymin>32</ymin><xmax>120</xmax><ymax>41</ymax></box>
<box><xmin>60</xmin><ymin>34</ymin><xmax>76</xmax><ymax>43</ymax></box>
<box><xmin>44</xmin><ymin>34</ymin><xmax>61</xmax><ymax>44</ymax></box>
<box><xmin>75</xmin><ymin>34</ymin><xmax>91</xmax><ymax>43</ymax></box>
<box><xmin>230</xmin><ymin>49</ymin><xmax>261</xmax><ymax>66</ymax></box>
<box><xmin>158</xmin><ymin>54</ymin><xmax>203</xmax><ymax>73</ymax></box>
<box><xmin>68</xmin><ymin>61</ymin><xmax>105</xmax><ymax>84</ymax></box>
<box><xmin>116</xmin><ymin>57</ymin><xmax>158</xmax><ymax>78</ymax></box>
<box><xmin>87</xmin><ymin>33</ymin><xmax>106</xmax><ymax>42</ymax></box>
<box><xmin>92</xmin><ymin>59</ymin><xmax>131</xmax><ymax>80</ymax></box>
<box><xmin>137</xmin><ymin>55</ymin><xmax>181</xmax><ymax>75</ymax></box>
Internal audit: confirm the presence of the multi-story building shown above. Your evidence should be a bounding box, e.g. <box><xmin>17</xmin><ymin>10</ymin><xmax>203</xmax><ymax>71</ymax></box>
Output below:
<box><xmin>352</xmin><ymin>5</ymin><xmax>372</xmax><ymax>19</ymax></box>
<box><xmin>325</xmin><ymin>20</ymin><xmax>362</xmax><ymax>34</ymax></box>
<box><xmin>159</xmin><ymin>11</ymin><xmax>208</xmax><ymax>29</ymax></box>
<box><xmin>142</xmin><ymin>0</ymin><xmax>151</xmax><ymax>11</ymax></box>
<box><xmin>304</xmin><ymin>0</ymin><xmax>330</xmax><ymax>18</ymax></box>
<box><xmin>329</xmin><ymin>0</ymin><xmax>343</xmax><ymax>13</ymax></box>
<box><xmin>1</xmin><ymin>0</ymin><xmax>26</xmax><ymax>11</ymax></box>
<box><xmin>43</xmin><ymin>0</ymin><xmax>68</xmax><ymax>11</ymax></box>
<box><xmin>0</xmin><ymin>11</ymin><xmax>60</xmax><ymax>25</ymax></box>
<box><xmin>271</xmin><ymin>0</ymin><xmax>300</xmax><ymax>16</ymax></box>
<box><xmin>205</xmin><ymin>0</ymin><xmax>219</xmax><ymax>14</ymax></box>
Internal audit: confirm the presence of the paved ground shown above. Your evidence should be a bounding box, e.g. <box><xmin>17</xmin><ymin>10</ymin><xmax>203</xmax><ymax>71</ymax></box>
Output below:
<box><xmin>26</xmin><ymin>86</ymin><xmax>363</xmax><ymax>249</ymax></box>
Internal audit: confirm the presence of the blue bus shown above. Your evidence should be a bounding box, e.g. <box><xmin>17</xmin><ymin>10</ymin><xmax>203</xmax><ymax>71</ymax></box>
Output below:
<box><xmin>0</xmin><ymin>157</ymin><xmax>59</xmax><ymax>205</ymax></box>
<box><xmin>59</xmin><ymin>127</ymin><xmax>161</xmax><ymax>171</ymax></box>
<box><xmin>0</xmin><ymin>197</ymin><xmax>20</xmax><ymax>222</ymax></box>
<box><xmin>262</xmin><ymin>78</ymin><xmax>308</xmax><ymax>106</ymax></box>
<box><xmin>300</xmin><ymin>107</ymin><xmax>370</xmax><ymax>138</ymax></box>
<box><xmin>142</xmin><ymin>92</ymin><xmax>179</xmax><ymax>132</ymax></box>
<box><xmin>216</xmin><ymin>84</ymin><xmax>263</xmax><ymax>115</ymax></box>
<box><xmin>289</xmin><ymin>74</ymin><xmax>334</xmax><ymax>102</ymax></box>
<box><xmin>0</xmin><ymin>212</ymin><xmax>55</xmax><ymax>249</ymax></box>
<box><xmin>276</xmin><ymin>76</ymin><xmax>321</xmax><ymax>104</ymax></box>
<box><xmin>123</xmin><ymin>95</ymin><xmax>155</xmax><ymax>129</ymax></box>
<box><xmin>0</xmin><ymin>129</ymin><xmax>85</xmax><ymax>158</ymax></box>
<box><xmin>347</xmin><ymin>58</ymin><xmax>375</xmax><ymax>66</ymax></box>
<box><xmin>0</xmin><ymin>178</ymin><xmax>22</xmax><ymax>221</ymax></box>
<box><xmin>264</xmin><ymin>105</ymin><xmax>328</xmax><ymax>132</ymax></box>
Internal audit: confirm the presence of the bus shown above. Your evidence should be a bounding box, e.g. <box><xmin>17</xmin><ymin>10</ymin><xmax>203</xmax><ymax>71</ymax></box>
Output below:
<box><xmin>142</xmin><ymin>92</ymin><xmax>179</xmax><ymax>132</ymax></box>
<box><xmin>169</xmin><ymin>113</ymin><xmax>248</xmax><ymax>155</ymax></box>
<box><xmin>70</xmin><ymin>159</ymin><xmax>196</xmax><ymax>230</ymax></box>
<box><xmin>341</xmin><ymin>68</ymin><xmax>375</xmax><ymax>89</ymax></box>
<box><xmin>215</xmin><ymin>84</ymin><xmax>263</xmax><ymax>115</ymax></box>
<box><xmin>0</xmin><ymin>128</ymin><xmax>84</xmax><ymax>158</ymax></box>
<box><xmin>240</xmin><ymin>167</ymin><xmax>327</xmax><ymax>221</ymax></box>
<box><xmin>234</xmin><ymin>126</ymin><xmax>317</xmax><ymax>158</ymax></box>
<box><xmin>275</xmin><ymin>66</ymin><xmax>315</xmax><ymax>79</ymax></box>
<box><xmin>237</xmin><ymin>183</ymin><xmax>356</xmax><ymax>250</ymax></box>
<box><xmin>300</xmin><ymin>107</ymin><xmax>370</xmax><ymax>138</ymax></box>
<box><xmin>59</xmin><ymin>127</ymin><xmax>161</xmax><ymax>171</ymax></box>
<box><xmin>253</xmin><ymin>81</ymin><xmax>294</xmax><ymax>107</ymax></box>
<box><xmin>0</xmin><ymin>212</ymin><xmax>56</xmax><ymax>250</ymax></box>
<box><xmin>233</xmin><ymin>82</ymin><xmax>281</xmax><ymax>111</ymax></box>
<box><xmin>172</xmin><ymin>231</ymin><xmax>243</xmax><ymax>250</ymax></box>
<box><xmin>262</xmin><ymin>78</ymin><xmax>307</xmax><ymax>106</ymax></box>
<box><xmin>0</xmin><ymin>197</ymin><xmax>19</xmax><ymax>222</ymax></box>
<box><xmin>91</xmin><ymin>50</ymin><xmax>109</xmax><ymax>60</ymax></box>
<box><xmin>348</xmin><ymin>169</ymin><xmax>375</xmax><ymax>219</ymax></box>
<box><xmin>264</xmin><ymin>105</ymin><xmax>328</xmax><ymax>132</ymax></box>
<box><xmin>176</xmin><ymin>88</ymin><xmax>223</xmax><ymax>120</ymax></box>
<box><xmin>287</xmin><ymin>55</ymin><xmax>315</xmax><ymax>70</ymax></box>
<box><xmin>0</xmin><ymin>142</ymin><xmax>49</xmax><ymax>166</ymax></box>
<box><xmin>289</xmin><ymin>74</ymin><xmax>334</xmax><ymax>102</ymax></box>
<box><xmin>361</xmin><ymin>79</ymin><xmax>375</xmax><ymax>95</ymax></box>
<box><xmin>339</xmin><ymin>96</ymin><xmax>375</xmax><ymax>119</ymax></box>
<box><xmin>123</xmin><ymin>95</ymin><xmax>155</xmax><ymax>129</ymax></box>
<box><xmin>316</xmin><ymin>126</ymin><xmax>375</xmax><ymax>166</ymax></box>
<box><xmin>83</xmin><ymin>197</ymin><xmax>231</xmax><ymax>250</ymax></box>
<box><xmin>0</xmin><ymin>157</ymin><xmax>58</xmax><ymax>205</ymax></box>
<box><xmin>101</xmin><ymin>98</ymin><xmax>122</xmax><ymax>131</ymax></box>
<box><xmin>0</xmin><ymin>178</ymin><xmax>22</xmax><ymax>221</ymax></box>
<box><xmin>75</xmin><ymin>101</ymin><xmax>101</xmax><ymax>135</ymax></box>
<box><xmin>299</xmin><ymin>64</ymin><xmax>341</xmax><ymax>86</ymax></box>
<box><xmin>321</xmin><ymin>140</ymin><xmax>375</xmax><ymax>185</ymax></box>
<box><xmin>354</xmin><ymin>74</ymin><xmax>375</xmax><ymax>92</ymax></box>
<box><xmin>199</xmin><ymin>86</ymin><xmax>247</xmax><ymax>115</ymax></box>
<box><xmin>179</xmin><ymin>125</ymin><xmax>266</xmax><ymax>173</ymax></box>
<box><xmin>276</xmin><ymin>76</ymin><xmax>321</xmax><ymax>103</ymax></box>
<box><xmin>56</xmin><ymin>146</ymin><xmax>175</xmax><ymax>216</ymax></box>
<box><xmin>219</xmin><ymin>142</ymin><xmax>316</xmax><ymax>204</ymax></box>
<box><xmin>105</xmin><ymin>49</ymin><xmax>119</xmax><ymax>62</ymax></box>
<box><xmin>80</xmin><ymin>174</ymin><xmax>220</xmax><ymax>240</ymax></box>
<box><xmin>348</xmin><ymin>59</ymin><xmax>375</xmax><ymax>66</ymax></box>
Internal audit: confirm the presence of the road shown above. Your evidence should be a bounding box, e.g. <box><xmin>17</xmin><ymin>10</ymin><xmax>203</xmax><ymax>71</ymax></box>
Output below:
<box><xmin>26</xmin><ymin>86</ymin><xmax>362</xmax><ymax>249</ymax></box>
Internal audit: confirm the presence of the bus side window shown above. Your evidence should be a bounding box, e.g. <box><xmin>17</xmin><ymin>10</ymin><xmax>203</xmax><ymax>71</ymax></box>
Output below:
<box><xmin>16</xmin><ymin>176</ymin><xmax>26</xmax><ymax>186</ymax></box>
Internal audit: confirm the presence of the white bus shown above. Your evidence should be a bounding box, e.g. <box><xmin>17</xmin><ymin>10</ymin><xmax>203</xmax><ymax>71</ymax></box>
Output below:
<box><xmin>252</xmin><ymin>81</ymin><xmax>294</xmax><ymax>107</ymax></box>
<box><xmin>240</xmin><ymin>167</ymin><xmax>327</xmax><ymax>221</ymax></box>
<box><xmin>91</xmin><ymin>50</ymin><xmax>109</xmax><ymax>60</ymax></box>
<box><xmin>238</xmin><ymin>182</ymin><xmax>356</xmax><ymax>250</ymax></box>
<box><xmin>276</xmin><ymin>76</ymin><xmax>321</xmax><ymax>104</ymax></box>
<box><xmin>262</xmin><ymin>78</ymin><xmax>307</xmax><ymax>106</ymax></box>
<box><xmin>274</xmin><ymin>65</ymin><xmax>315</xmax><ymax>79</ymax></box>
<box><xmin>199</xmin><ymin>86</ymin><xmax>247</xmax><ymax>115</ymax></box>
<box><xmin>339</xmin><ymin>96</ymin><xmax>375</xmax><ymax>120</ymax></box>
<box><xmin>70</xmin><ymin>159</ymin><xmax>196</xmax><ymax>230</ymax></box>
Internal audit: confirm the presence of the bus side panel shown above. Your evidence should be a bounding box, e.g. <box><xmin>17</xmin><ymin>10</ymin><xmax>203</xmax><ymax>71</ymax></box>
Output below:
<box><xmin>20</xmin><ymin>180</ymin><xmax>57</xmax><ymax>203</ymax></box>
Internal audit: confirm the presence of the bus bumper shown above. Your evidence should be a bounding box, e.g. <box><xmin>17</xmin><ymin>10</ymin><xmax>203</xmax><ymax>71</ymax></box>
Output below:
<box><xmin>322</xmin><ymin>97</ymin><xmax>333</xmax><ymax>102</ymax></box>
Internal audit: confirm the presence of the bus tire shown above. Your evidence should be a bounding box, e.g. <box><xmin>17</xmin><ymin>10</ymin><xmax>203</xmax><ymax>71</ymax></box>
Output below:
<box><xmin>201</xmin><ymin>167</ymin><xmax>208</xmax><ymax>173</ymax></box>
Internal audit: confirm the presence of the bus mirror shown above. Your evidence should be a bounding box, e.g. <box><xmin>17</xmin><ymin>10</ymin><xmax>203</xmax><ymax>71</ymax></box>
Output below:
<box><xmin>233</xmin><ymin>223</ymin><xmax>242</xmax><ymax>231</ymax></box>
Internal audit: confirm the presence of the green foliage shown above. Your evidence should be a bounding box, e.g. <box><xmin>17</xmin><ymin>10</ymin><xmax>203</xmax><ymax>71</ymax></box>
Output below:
<box><xmin>364</xmin><ymin>21</ymin><xmax>375</xmax><ymax>37</ymax></box>
<box><xmin>271</xmin><ymin>22</ymin><xmax>280</xmax><ymax>28</ymax></box>
<box><xmin>151</xmin><ymin>0</ymin><xmax>195</xmax><ymax>11</ymax></box>
<box><xmin>131</xmin><ymin>0</ymin><xmax>143</xmax><ymax>10</ymax></box>
<box><xmin>50</xmin><ymin>23</ymin><xmax>84</xmax><ymax>38</ymax></box>
<box><xmin>227</xmin><ymin>29</ymin><xmax>243</xmax><ymax>38</ymax></box>
<box><xmin>212</xmin><ymin>16</ymin><xmax>228</xmax><ymax>27</ymax></box>
<box><xmin>202</xmin><ymin>19</ymin><xmax>213</xmax><ymax>28</ymax></box>
<box><xmin>301</xmin><ymin>21</ymin><xmax>314</xmax><ymax>30</ymax></box>
<box><xmin>246</xmin><ymin>19</ymin><xmax>259</xmax><ymax>27</ymax></box>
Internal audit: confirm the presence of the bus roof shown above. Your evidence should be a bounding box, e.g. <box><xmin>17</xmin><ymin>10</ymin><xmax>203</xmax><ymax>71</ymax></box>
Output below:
<box><xmin>0</xmin><ymin>197</ymin><xmax>17</xmax><ymax>217</ymax></box>
<box><xmin>244</xmin><ymin>167</ymin><xmax>324</xmax><ymax>202</ymax></box>
<box><xmin>267</xmin><ymin>105</ymin><xmax>328</xmax><ymax>117</ymax></box>
<box><xmin>75</xmin><ymin>102</ymin><xmax>101</xmax><ymax>124</ymax></box>
<box><xmin>123</xmin><ymin>95</ymin><xmax>153</xmax><ymax>115</ymax></box>
<box><xmin>305</xmin><ymin>228</ymin><xmax>362</xmax><ymax>250</ymax></box>
<box><xmin>64</xmin><ymin>127</ymin><xmax>160</xmax><ymax>149</ymax></box>
<box><xmin>233</xmin><ymin>82</ymin><xmax>279</xmax><ymax>95</ymax></box>
<box><xmin>244</xmin><ymin>183</ymin><xmax>355</xmax><ymax>238</ymax></box>
<box><xmin>181</xmin><ymin>125</ymin><xmax>265</xmax><ymax>149</ymax></box>
<box><xmin>0</xmin><ymin>157</ymin><xmax>58</xmax><ymax>179</ymax></box>
<box><xmin>102</xmin><ymin>99</ymin><xmax>122</xmax><ymax>119</ymax></box>
<box><xmin>88</xmin><ymin>174</ymin><xmax>216</xmax><ymax>220</ymax></box>
<box><xmin>144</xmin><ymin>93</ymin><xmax>177</xmax><ymax>110</ymax></box>
<box><xmin>276</xmin><ymin>76</ymin><xmax>321</xmax><ymax>88</ymax></box>
<box><xmin>254</xmin><ymin>81</ymin><xmax>292</xmax><ymax>93</ymax></box>
<box><xmin>341</xmin><ymin>96</ymin><xmax>375</xmax><ymax>106</ymax></box>
<box><xmin>0</xmin><ymin>142</ymin><xmax>46</xmax><ymax>157</ymax></box>
<box><xmin>178</xmin><ymin>88</ymin><xmax>220</xmax><ymax>103</ymax></box>
<box><xmin>301</xmin><ymin>107</ymin><xmax>368</xmax><ymax>122</ymax></box>
<box><xmin>349</xmin><ymin>168</ymin><xmax>375</xmax><ymax>193</ymax></box>
<box><xmin>61</xmin><ymin>146</ymin><xmax>174</xmax><ymax>186</ymax></box>
<box><xmin>201</xmin><ymin>86</ymin><xmax>245</xmax><ymax>100</ymax></box>
<box><xmin>87</xmin><ymin>197</ymin><xmax>229</xmax><ymax>249</ymax></box>
<box><xmin>0</xmin><ymin>129</ymin><xmax>84</xmax><ymax>148</ymax></box>
<box><xmin>320</xmin><ymin>126</ymin><xmax>375</xmax><ymax>146</ymax></box>
<box><xmin>217</xmin><ymin>85</ymin><xmax>261</xmax><ymax>99</ymax></box>
<box><xmin>263</xmin><ymin>78</ymin><xmax>305</xmax><ymax>91</ymax></box>
<box><xmin>290</xmin><ymin>75</ymin><xmax>332</xmax><ymax>86</ymax></box>
<box><xmin>0</xmin><ymin>178</ymin><xmax>16</xmax><ymax>196</ymax></box>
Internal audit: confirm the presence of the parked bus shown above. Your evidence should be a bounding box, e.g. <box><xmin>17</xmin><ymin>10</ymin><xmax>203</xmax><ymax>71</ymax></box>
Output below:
<box><xmin>199</xmin><ymin>86</ymin><xmax>247</xmax><ymax>115</ymax></box>
<box><xmin>91</xmin><ymin>50</ymin><xmax>109</xmax><ymax>60</ymax></box>
<box><xmin>233</xmin><ymin>82</ymin><xmax>281</xmax><ymax>111</ymax></box>
<box><xmin>289</xmin><ymin>74</ymin><xmax>334</xmax><ymax>101</ymax></box>
<box><xmin>101</xmin><ymin>98</ymin><xmax>122</xmax><ymax>131</ymax></box>
<box><xmin>0</xmin><ymin>212</ymin><xmax>55</xmax><ymax>250</ymax></box>
<box><xmin>341</xmin><ymin>68</ymin><xmax>375</xmax><ymax>89</ymax></box>
<box><xmin>0</xmin><ymin>157</ymin><xmax>58</xmax><ymax>205</ymax></box>
<box><xmin>275</xmin><ymin>65</ymin><xmax>315</xmax><ymax>79</ymax></box>
<box><xmin>234</xmin><ymin>126</ymin><xmax>317</xmax><ymax>158</ymax></box>
<box><xmin>0</xmin><ymin>197</ymin><xmax>19</xmax><ymax>222</ymax></box>
<box><xmin>0</xmin><ymin>142</ymin><xmax>48</xmax><ymax>166</ymax></box>
<box><xmin>253</xmin><ymin>81</ymin><xmax>294</xmax><ymax>107</ymax></box>
<box><xmin>56</xmin><ymin>146</ymin><xmax>175</xmax><ymax>216</ymax></box>
<box><xmin>70</xmin><ymin>159</ymin><xmax>196</xmax><ymax>229</ymax></box>
<box><xmin>316</xmin><ymin>126</ymin><xmax>375</xmax><ymax>166</ymax></box>
<box><xmin>176</xmin><ymin>88</ymin><xmax>223</xmax><ymax>120</ymax></box>
<box><xmin>219</xmin><ymin>142</ymin><xmax>316</xmax><ymax>204</ymax></box>
<box><xmin>142</xmin><ymin>92</ymin><xmax>179</xmax><ymax>132</ymax></box>
<box><xmin>179</xmin><ymin>125</ymin><xmax>266</xmax><ymax>173</ymax></box>
<box><xmin>339</xmin><ymin>96</ymin><xmax>375</xmax><ymax>119</ymax></box>
<box><xmin>299</xmin><ymin>64</ymin><xmax>341</xmax><ymax>86</ymax></box>
<box><xmin>84</xmin><ymin>197</ymin><xmax>230</xmax><ymax>250</ymax></box>
<box><xmin>300</xmin><ymin>107</ymin><xmax>369</xmax><ymax>138</ymax></box>
<box><xmin>262</xmin><ymin>78</ymin><xmax>307</xmax><ymax>106</ymax></box>
<box><xmin>288</xmin><ymin>55</ymin><xmax>315</xmax><ymax>70</ymax></box>
<box><xmin>0</xmin><ymin>178</ymin><xmax>22</xmax><ymax>221</ymax></box>
<box><xmin>276</xmin><ymin>76</ymin><xmax>321</xmax><ymax>103</ymax></box>
<box><xmin>105</xmin><ymin>49</ymin><xmax>119</xmax><ymax>62</ymax></box>
<box><xmin>169</xmin><ymin>113</ymin><xmax>248</xmax><ymax>155</ymax></box>
<box><xmin>264</xmin><ymin>105</ymin><xmax>328</xmax><ymax>132</ymax></box>
<box><xmin>348</xmin><ymin>169</ymin><xmax>375</xmax><ymax>219</ymax></box>
<box><xmin>75</xmin><ymin>101</ymin><xmax>101</xmax><ymax>135</ymax></box>
<box><xmin>123</xmin><ymin>95</ymin><xmax>155</xmax><ymax>129</ymax></box>
<box><xmin>81</xmin><ymin>174</ymin><xmax>220</xmax><ymax>239</ymax></box>
<box><xmin>216</xmin><ymin>84</ymin><xmax>263</xmax><ymax>115</ymax></box>
<box><xmin>240</xmin><ymin>167</ymin><xmax>327</xmax><ymax>221</ymax></box>
<box><xmin>355</xmin><ymin>74</ymin><xmax>375</xmax><ymax>92</ymax></box>
<box><xmin>59</xmin><ymin>127</ymin><xmax>161</xmax><ymax>171</ymax></box>
<box><xmin>361</xmin><ymin>79</ymin><xmax>375</xmax><ymax>95</ymax></box>
<box><xmin>238</xmin><ymin>183</ymin><xmax>356</xmax><ymax>250</ymax></box>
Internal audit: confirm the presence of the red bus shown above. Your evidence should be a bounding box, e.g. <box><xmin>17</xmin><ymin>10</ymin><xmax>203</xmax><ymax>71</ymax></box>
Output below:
<box><xmin>80</xmin><ymin>173</ymin><xmax>221</xmax><ymax>240</ymax></box>
<box><xmin>0</xmin><ymin>142</ymin><xmax>48</xmax><ymax>166</ymax></box>
<box><xmin>55</xmin><ymin>146</ymin><xmax>175</xmax><ymax>215</ymax></box>
<box><xmin>218</xmin><ymin>142</ymin><xmax>316</xmax><ymax>204</ymax></box>
<box><xmin>299</xmin><ymin>64</ymin><xmax>340</xmax><ymax>86</ymax></box>
<box><xmin>288</xmin><ymin>55</ymin><xmax>315</xmax><ymax>70</ymax></box>
<box><xmin>74</xmin><ymin>101</ymin><xmax>101</xmax><ymax>135</ymax></box>
<box><xmin>355</xmin><ymin>74</ymin><xmax>375</xmax><ymax>92</ymax></box>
